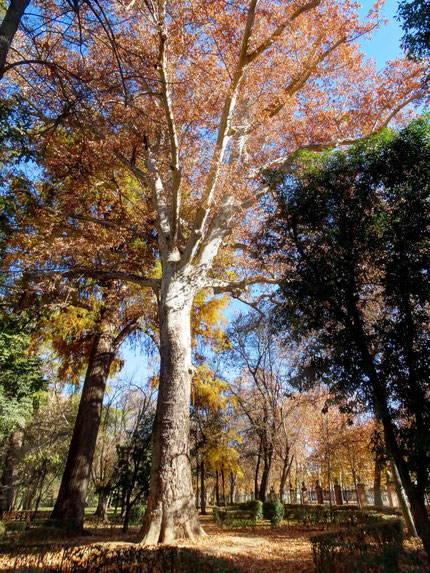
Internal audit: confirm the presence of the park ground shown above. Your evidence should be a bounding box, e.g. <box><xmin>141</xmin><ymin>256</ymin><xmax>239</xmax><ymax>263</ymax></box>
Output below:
<box><xmin>0</xmin><ymin>510</ymin><xmax>428</xmax><ymax>572</ymax></box>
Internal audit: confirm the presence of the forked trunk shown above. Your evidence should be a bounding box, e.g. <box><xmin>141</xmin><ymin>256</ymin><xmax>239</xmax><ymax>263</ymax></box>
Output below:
<box><xmin>139</xmin><ymin>277</ymin><xmax>204</xmax><ymax>544</ymax></box>
<box><xmin>51</xmin><ymin>310</ymin><xmax>117</xmax><ymax>531</ymax></box>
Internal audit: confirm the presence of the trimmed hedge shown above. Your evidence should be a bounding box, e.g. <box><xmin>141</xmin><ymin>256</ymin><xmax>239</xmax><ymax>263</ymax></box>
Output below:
<box><xmin>262</xmin><ymin>500</ymin><xmax>284</xmax><ymax>526</ymax></box>
<box><xmin>213</xmin><ymin>500</ymin><xmax>263</xmax><ymax>526</ymax></box>
<box><xmin>1</xmin><ymin>543</ymin><xmax>241</xmax><ymax>572</ymax></box>
<box><xmin>311</xmin><ymin>517</ymin><xmax>404</xmax><ymax>572</ymax></box>
<box><xmin>238</xmin><ymin>500</ymin><xmax>263</xmax><ymax>521</ymax></box>
<box><xmin>283</xmin><ymin>503</ymin><xmax>401</xmax><ymax>527</ymax></box>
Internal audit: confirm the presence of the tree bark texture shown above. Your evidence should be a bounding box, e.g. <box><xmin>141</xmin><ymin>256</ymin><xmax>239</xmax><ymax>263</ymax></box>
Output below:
<box><xmin>0</xmin><ymin>430</ymin><xmax>23</xmax><ymax>514</ymax></box>
<box><xmin>0</xmin><ymin>0</ymin><xmax>30</xmax><ymax>80</ymax></box>
<box><xmin>94</xmin><ymin>489</ymin><xmax>110</xmax><ymax>522</ymax></box>
<box><xmin>51</xmin><ymin>303</ymin><xmax>118</xmax><ymax>531</ymax></box>
<box><xmin>139</xmin><ymin>274</ymin><xmax>204</xmax><ymax>544</ymax></box>
<box><xmin>200</xmin><ymin>460</ymin><xmax>206</xmax><ymax>514</ymax></box>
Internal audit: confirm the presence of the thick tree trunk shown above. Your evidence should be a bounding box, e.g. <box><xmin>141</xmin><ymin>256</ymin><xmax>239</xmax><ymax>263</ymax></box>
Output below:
<box><xmin>0</xmin><ymin>0</ymin><xmax>30</xmax><ymax>80</ymax></box>
<box><xmin>0</xmin><ymin>430</ymin><xmax>23</xmax><ymax>514</ymax></box>
<box><xmin>51</xmin><ymin>307</ymin><xmax>117</xmax><ymax>531</ymax></box>
<box><xmin>200</xmin><ymin>460</ymin><xmax>206</xmax><ymax>515</ymax></box>
<box><xmin>139</xmin><ymin>277</ymin><xmax>203</xmax><ymax>544</ymax></box>
<box><xmin>94</xmin><ymin>489</ymin><xmax>110</xmax><ymax>522</ymax></box>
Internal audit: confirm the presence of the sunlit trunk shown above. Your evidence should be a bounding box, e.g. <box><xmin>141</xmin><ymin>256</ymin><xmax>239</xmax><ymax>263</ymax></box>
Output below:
<box><xmin>51</xmin><ymin>309</ymin><xmax>117</xmax><ymax>531</ymax></box>
<box><xmin>139</xmin><ymin>273</ymin><xmax>203</xmax><ymax>544</ymax></box>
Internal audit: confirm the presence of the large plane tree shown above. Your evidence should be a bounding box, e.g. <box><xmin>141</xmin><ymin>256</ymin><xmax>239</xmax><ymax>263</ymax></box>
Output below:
<box><xmin>3</xmin><ymin>0</ymin><xmax>428</xmax><ymax>544</ymax></box>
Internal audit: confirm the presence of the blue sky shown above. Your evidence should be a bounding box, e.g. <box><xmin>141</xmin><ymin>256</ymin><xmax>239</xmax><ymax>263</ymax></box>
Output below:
<box><xmin>120</xmin><ymin>0</ymin><xmax>407</xmax><ymax>386</ymax></box>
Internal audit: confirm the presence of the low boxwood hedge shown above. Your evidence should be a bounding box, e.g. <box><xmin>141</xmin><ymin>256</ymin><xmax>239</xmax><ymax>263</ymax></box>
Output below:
<box><xmin>311</xmin><ymin>517</ymin><xmax>404</xmax><ymax>572</ymax></box>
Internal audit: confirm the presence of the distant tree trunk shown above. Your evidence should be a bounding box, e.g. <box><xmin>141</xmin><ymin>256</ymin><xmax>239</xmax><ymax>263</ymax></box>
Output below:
<box><xmin>373</xmin><ymin>459</ymin><xmax>383</xmax><ymax>508</ymax></box>
<box><xmin>215</xmin><ymin>470</ymin><xmax>220</xmax><ymax>506</ymax></box>
<box><xmin>0</xmin><ymin>0</ymin><xmax>31</xmax><ymax>80</ymax></box>
<box><xmin>94</xmin><ymin>488</ymin><xmax>110</xmax><ymax>522</ymax></box>
<box><xmin>33</xmin><ymin>459</ymin><xmax>48</xmax><ymax>515</ymax></box>
<box><xmin>279</xmin><ymin>447</ymin><xmax>292</xmax><ymax>504</ymax></box>
<box><xmin>254</xmin><ymin>441</ymin><xmax>262</xmax><ymax>499</ymax></box>
<box><xmin>51</xmin><ymin>293</ymin><xmax>122</xmax><ymax>532</ymax></box>
<box><xmin>138</xmin><ymin>275</ymin><xmax>203</xmax><ymax>544</ymax></box>
<box><xmin>221</xmin><ymin>466</ymin><xmax>226</xmax><ymax>506</ymax></box>
<box><xmin>0</xmin><ymin>430</ymin><xmax>23</xmax><ymax>514</ymax></box>
<box><xmin>229</xmin><ymin>472</ymin><xmax>236</xmax><ymax>504</ymax></box>
<box><xmin>258</xmin><ymin>443</ymin><xmax>273</xmax><ymax>502</ymax></box>
<box><xmin>200</xmin><ymin>460</ymin><xmax>206</xmax><ymax>515</ymax></box>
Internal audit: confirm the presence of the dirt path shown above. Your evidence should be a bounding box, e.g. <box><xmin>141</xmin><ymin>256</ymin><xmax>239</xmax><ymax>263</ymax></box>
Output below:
<box><xmin>176</xmin><ymin>515</ymin><xmax>318</xmax><ymax>572</ymax></box>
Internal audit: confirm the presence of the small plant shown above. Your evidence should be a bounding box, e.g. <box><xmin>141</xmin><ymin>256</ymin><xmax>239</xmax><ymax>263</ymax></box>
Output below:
<box><xmin>129</xmin><ymin>504</ymin><xmax>146</xmax><ymax>525</ymax></box>
<box><xmin>263</xmin><ymin>500</ymin><xmax>284</xmax><ymax>526</ymax></box>
<box><xmin>0</xmin><ymin>521</ymin><xmax>5</xmax><ymax>537</ymax></box>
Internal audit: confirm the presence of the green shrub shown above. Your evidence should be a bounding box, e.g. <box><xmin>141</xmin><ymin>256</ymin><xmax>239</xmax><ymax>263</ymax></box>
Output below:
<box><xmin>213</xmin><ymin>505</ymin><xmax>259</xmax><ymax>527</ymax></box>
<box><xmin>129</xmin><ymin>504</ymin><xmax>146</xmax><ymax>525</ymax></box>
<box><xmin>0</xmin><ymin>521</ymin><xmax>5</xmax><ymax>537</ymax></box>
<box><xmin>262</xmin><ymin>500</ymin><xmax>284</xmax><ymax>526</ymax></box>
<box><xmin>247</xmin><ymin>500</ymin><xmax>263</xmax><ymax>521</ymax></box>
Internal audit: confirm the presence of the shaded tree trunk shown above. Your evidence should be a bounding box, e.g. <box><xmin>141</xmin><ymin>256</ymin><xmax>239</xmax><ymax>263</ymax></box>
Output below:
<box><xmin>215</xmin><ymin>470</ymin><xmax>220</xmax><ymax>506</ymax></box>
<box><xmin>221</xmin><ymin>465</ymin><xmax>226</xmax><ymax>506</ymax></box>
<box><xmin>258</xmin><ymin>443</ymin><xmax>273</xmax><ymax>502</ymax></box>
<box><xmin>0</xmin><ymin>430</ymin><xmax>23</xmax><ymax>514</ymax></box>
<box><xmin>200</xmin><ymin>460</ymin><xmax>206</xmax><ymax>515</ymax></box>
<box><xmin>139</xmin><ymin>276</ymin><xmax>203</xmax><ymax>544</ymax></box>
<box><xmin>373</xmin><ymin>459</ymin><xmax>383</xmax><ymax>508</ymax></box>
<box><xmin>349</xmin><ymin>297</ymin><xmax>430</xmax><ymax>556</ymax></box>
<box><xmin>391</xmin><ymin>459</ymin><xmax>417</xmax><ymax>537</ymax></box>
<box><xmin>0</xmin><ymin>0</ymin><xmax>31</xmax><ymax>80</ymax></box>
<box><xmin>51</xmin><ymin>291</ymin><xmax>132</xmax><ymax>531</ymax></box>
<box><xmin>254</xmin><ymin>441</ymin><xmax>262</xmax><ymax>499</ymax></box>
<box><xmin>94</xmin><ymin>488</ymin><xmax>110</xmax><ymax>522</ymax></box>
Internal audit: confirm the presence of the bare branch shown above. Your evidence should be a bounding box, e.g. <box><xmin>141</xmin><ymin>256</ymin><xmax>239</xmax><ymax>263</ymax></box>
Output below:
<box><xmin>246</xmin><ymin>0</ymin><xmax>321</xmax><ymax>64</ymax></box>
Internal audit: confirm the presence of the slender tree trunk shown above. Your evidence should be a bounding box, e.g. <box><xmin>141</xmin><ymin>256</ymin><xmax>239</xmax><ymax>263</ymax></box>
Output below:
<box><xmin>215</xmin><ymin>470</ymin><xmax>220</xmax><ymax>506</ymax></box>
<box><xmin>0</xmin><ymin>430</ymin><xmax>23</xmax><ymax>514</ymax></box>
<box><xmin>51</xmin><ymin>303</ymin><xmax>118</xmax><ymax>531</ymax></box>
<box><xmin>373</xmin><ymin>459</ymin><xmax>383</xmax><ymax>508</ymax></box>
<box><xmin>254</xmin><ymin>441</ymin><xmax>262</xmax><ymax>499</ymax></box>
<box><xmin>348</xmin><ymin>298</ymin><xmax>430</xmax><ymax>556</ymax></box>
<box><xmin>200</xmin><ymin>460</ymin><xmax>206</xmax><ymax>515</ymax></box>
<box><xmin>259</xmin><ymin>444</ymin><xmax>272</xmax><ymax>502</ymax></box>
<box><xmin>139</xmin><ymin>275</ymin><xmax>203</xmax><ymax>544</ymax></box>
<box><xmin>221</xmin><ymin>465</ymin><xmax>226</xmax><ymax>506</ymax></box>
<box><xmin>391</xmin><ymin>459</ymin><xmax>417</xmax><ymax>537</ymax></box>
<box><xmin>230</xmin><ymin>471</ymin><xmax>236</xmax><ymax>504</ymax></box>
<box><xmin>0</xmin><ymin>0</ymin><xmax>31</xmax><ymax>80</ymax></box>
<box><xmin>279</xmin><ymin>447</ymin><xmax>291</xmax><ymax>504</ymax></box>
